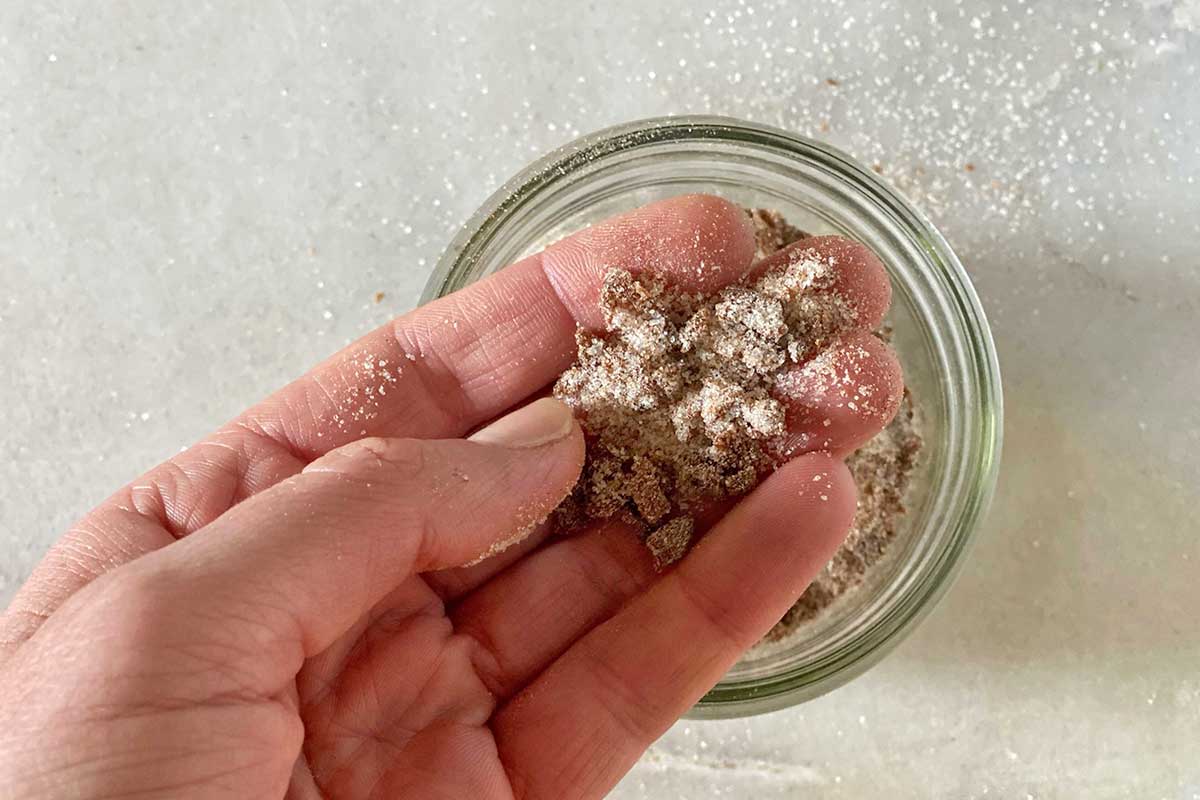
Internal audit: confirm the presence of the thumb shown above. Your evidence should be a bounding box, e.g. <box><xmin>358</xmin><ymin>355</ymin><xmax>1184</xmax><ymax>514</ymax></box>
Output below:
<box><xmin>128</xmin><ymin>397</ymin><xmax>584</xmax><ymax>668</ymax></box>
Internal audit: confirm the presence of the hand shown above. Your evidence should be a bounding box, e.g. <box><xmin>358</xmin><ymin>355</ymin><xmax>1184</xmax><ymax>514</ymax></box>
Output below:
<box><xmin>0</xmin><ymin>195</ymin><xmax>901</xmax><ymax>799</ymax></box>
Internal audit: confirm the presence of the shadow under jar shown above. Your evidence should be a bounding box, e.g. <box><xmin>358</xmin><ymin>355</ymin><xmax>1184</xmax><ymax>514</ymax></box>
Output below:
<box><xmin>421</xmin><ymin>116</ymin><xmax>1003</xmax><ymax>719</ymax></box>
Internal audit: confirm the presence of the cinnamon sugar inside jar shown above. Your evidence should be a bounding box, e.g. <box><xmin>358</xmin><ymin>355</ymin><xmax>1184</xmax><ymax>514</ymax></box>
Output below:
<box><xmin>422</xmin><ymin>116</ymin><xmax>1002</xmax><ymax>718</ymax></box>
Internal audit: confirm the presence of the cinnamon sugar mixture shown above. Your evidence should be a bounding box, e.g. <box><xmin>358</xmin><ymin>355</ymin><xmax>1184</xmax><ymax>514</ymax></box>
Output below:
<box><xmin>553</xmin><ymin>208</ymin><xmax>922</xmax><ymax>630</ymax></box>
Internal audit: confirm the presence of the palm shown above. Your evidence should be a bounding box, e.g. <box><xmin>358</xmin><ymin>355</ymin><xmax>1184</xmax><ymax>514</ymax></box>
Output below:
<box><xmin>294</xmin><ymin>575</ymin><xmax>508</xmax><ymax>798</ymax></box>
<box><xmin>194</xmin><ymin>521</ymin><xmax>655</xmax><ymax>799</ymax></box>
<box><xmin>289</xmin><ymin>520</ymin><xmax>659</xmax><ymax>798</ymax></box>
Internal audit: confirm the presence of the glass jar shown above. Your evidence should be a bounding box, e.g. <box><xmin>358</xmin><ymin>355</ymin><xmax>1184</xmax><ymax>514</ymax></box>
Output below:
<box><xmin>421</xmin><ymin>116</ymin><xmax>1003</xmax><ymax>718</ymax></box>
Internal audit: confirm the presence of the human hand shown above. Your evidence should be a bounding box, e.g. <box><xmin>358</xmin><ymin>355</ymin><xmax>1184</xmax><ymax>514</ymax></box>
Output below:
<box><xmin>0</xmin><ymin>195</ymin><xmax>901</xmax><ymax>799</ymax></box>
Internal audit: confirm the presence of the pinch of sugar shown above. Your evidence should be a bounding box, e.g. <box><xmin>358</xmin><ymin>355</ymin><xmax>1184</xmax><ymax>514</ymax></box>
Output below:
<box><xmin>552</xmin><ymin>209</ymin><xmax>866</xmax><ymax>568</ymax></box>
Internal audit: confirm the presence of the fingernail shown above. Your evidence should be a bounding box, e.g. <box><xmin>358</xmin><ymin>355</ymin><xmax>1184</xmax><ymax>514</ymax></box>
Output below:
<box><xmin>469</xmin><ymin>397</ymin><xmax>576</xmax><ymax>448</ymax></box>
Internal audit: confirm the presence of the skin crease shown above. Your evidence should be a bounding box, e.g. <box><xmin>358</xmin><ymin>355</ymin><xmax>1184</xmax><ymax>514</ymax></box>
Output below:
<box><xmin>0</xmin><ymin>196</ymin><xmax>902</xmax><ymax>800</ymax></box>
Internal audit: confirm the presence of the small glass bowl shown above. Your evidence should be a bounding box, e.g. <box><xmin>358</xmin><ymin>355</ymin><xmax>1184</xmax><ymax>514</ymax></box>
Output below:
<box><xmin>421</xmin><ymin>116</ymin><xmax>1002</xmax><ymax>718</ymax></box>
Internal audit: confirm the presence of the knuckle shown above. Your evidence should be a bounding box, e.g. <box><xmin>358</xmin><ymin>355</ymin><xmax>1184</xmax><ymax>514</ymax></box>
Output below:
<box><xmin>88</xmin><ymin>567</ymin><xmax>179</xmax><ymax>641</ymax></box>
<box><xmin>586</xmin><ymin>654</ymin><xmax>662</xmax><ymax>744</ymax></box>
<box><xmin>456</xmin><ymin>625</ymin><xmax>510</xmax><ymax>698</ymax></box>
<box><xmin>674</xmin><ymin>573</ymin><xmax>751</xmax><ymax>652</ymax></box>
<box><xmin>321</xmin><ymin>436</ymin><xmax>428</xmax><ymax>482</ymax></box>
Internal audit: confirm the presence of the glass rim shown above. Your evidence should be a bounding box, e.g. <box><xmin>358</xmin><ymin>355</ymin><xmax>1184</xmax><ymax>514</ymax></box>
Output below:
<box><xmin>422</xmin><ymin>115</ymin><xmax>1003</xmax><ymax>717</ymax></box>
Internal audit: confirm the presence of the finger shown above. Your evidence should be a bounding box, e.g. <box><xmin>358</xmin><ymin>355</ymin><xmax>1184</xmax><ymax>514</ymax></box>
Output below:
<box><xmin>1</xmin><ymin>194</ymin><xmax>753</xmax><ymax>652</ymax></box>
<box><xmin>419</xmin><ymin>401</ymin><xmax>562</xmax><ymax>599</ymax></box>
<box><xmin>449</xmin><ymin>520</ymin><xmax>656</xmax><ymax>698</ymax></box>
<box><xmin>493</xmin><ymin>453</ymin><xmax>855</xmax><ymax>800</ymax></box>
<box><xmin>772</xmin><ymin>331</ymin><xmax>904</xmax><ymax>459</ymax></box>
<box><xmin>104</xmin><ymin>399</ymin><xmax>585</xmax><ymax>694</ymax></box>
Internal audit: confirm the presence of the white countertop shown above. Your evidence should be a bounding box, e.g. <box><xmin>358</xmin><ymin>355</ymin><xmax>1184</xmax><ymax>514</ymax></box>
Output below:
<box><xmin>2</xmin><ymin>1</ymin><xmax>1198</xmax><ymax>796</ymax></box>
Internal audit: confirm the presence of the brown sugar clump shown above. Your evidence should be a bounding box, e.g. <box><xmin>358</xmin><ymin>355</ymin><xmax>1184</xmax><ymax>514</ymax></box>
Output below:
<box><xmin>645</xmin><ymin>517</ymin><xmax>695</xmax><ymax>570</ymax></box>
<box><xmin>748</xmin><ymin>208</ymin><xmax>810</xmax><ymax>259</ymax></box>
<box><xmin>553</xmin><ymin>210</ymin><xmax>863</xmax><ymax>567</ymax></box>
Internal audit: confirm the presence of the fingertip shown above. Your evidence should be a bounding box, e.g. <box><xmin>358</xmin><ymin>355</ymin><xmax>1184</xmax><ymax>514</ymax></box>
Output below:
<box><xmin>651</xmin><ymin>193</ymin><xmax>758</xmax><ymax>291</ymax></box>
<box><xmin>665</xmin><ymin>452</ymin><xmax>856</xmax><ymax>649</ymax></box>
<box><xmin>468</xmin><ymin>396</ymin><xmax>577</xmax><ymax>449</ymax></box>
<box><xmin>746</xmin><ymin>449</ymin><xmax>854</xmax><ymax>521</ymax></box>
<box><xmin>467</xmin><ymin>398</ymin><xmax>587</xmax><ymax>493</ymax></box>
<box><xmin>695</xmin><ymin>452</ymin><xmax>856</xmax><ymax>603</ymax></box>
<box><xmin>774</xmin><ymin>331</ymin><xmax>905</xmax><ymax>458</ymax></box>
<box><xmin>807</xmin><ymin>235</ymin><xmax>892</xmax><ymax>330</ymax></box>
<box><xmin>437</xmin><ymin>425</ymin><xmax>586</xmax><ymax>569</ymax></box>
<box><xmin>762</xmin><ymin>452</ymin><xmax>857</xmax><ymax>543</ymax></box>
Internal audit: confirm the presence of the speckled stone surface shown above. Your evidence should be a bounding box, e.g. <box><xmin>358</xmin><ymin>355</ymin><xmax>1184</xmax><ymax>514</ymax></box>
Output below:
<box><xmin>2</xmin><ymin>1</ymin><xmax>1198</xmax><ymax>796</ymax></box>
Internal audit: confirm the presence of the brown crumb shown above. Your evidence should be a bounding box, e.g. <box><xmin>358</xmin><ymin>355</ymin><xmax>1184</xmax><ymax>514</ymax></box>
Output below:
<box><xmin>645</xmin><ymin>517</ymin><xmax>694</xmax><ymax>569</ymax></box>
<box><xmin>748</xmin><ymin>208</ymin><xmax>810</xmax><ymax>259</ymax></box>
<box><xmin>825</xmin><ymin>77</ymin><xmax>840</xmax><ymax>86</ymax></box>
<box><xmin>628</xmin><ymin>455</ymin><xmax>671</xmax><ymax>524</ymax></box>
<box><xmin>872</xmin><ymin>163</ymin><xmax>884</xmax><ymax>174</ymax></box>
<box><xmin>819</xmin><ymin>120</ymin><xmax>831</xmax><ymax>133</ymax></box>
<box><xmin>374</xmin><ymin>291</ymin><xmax>386</xmax><ymax>303</ymax></box>
<box><xmin>964</xmin><ymin>162</ymin><xmax>976</xmax><ymax>172</ymax></box>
